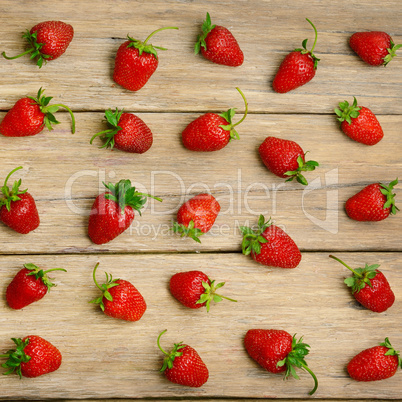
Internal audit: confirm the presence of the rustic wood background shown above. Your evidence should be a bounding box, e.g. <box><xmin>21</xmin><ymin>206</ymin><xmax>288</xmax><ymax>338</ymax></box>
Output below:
<box><xmin>0</xmin><ymin>0</ymin><xmax>401</xmax><ymax>400</ymax></box>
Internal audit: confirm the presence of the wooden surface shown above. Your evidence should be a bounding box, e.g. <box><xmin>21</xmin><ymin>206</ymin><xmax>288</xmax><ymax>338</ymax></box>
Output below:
<box><xmin>0</xmin><ymin>0</ymin><xmax>401</xmax><ymax>400</ymax></box>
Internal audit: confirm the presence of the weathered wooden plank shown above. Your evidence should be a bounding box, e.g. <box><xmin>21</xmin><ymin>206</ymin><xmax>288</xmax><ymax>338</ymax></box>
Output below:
<box><xmin>0</xmin><ymin>113</ymin><xmax>400</xmax><ymax>254</ymax></box>
<box><xmin>0</xmin><ymin>252</ymin><xmax>400</xmax><ymax>399</ymax></box>
<box><xmin>0</xmin><ymin>0</ymin><xmax>401</xmax><ymax>113</ymax></box>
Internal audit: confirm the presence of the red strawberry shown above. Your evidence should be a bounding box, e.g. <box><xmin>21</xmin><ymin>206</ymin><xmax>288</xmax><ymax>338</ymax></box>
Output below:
<box><xmin>90</xmin><ymin>108</ymin><xmax>153</xmax><ymax>153</ymax></box>
<box><xmin>0</xmin><ymin>166</ymin><xmax>40</xmax><ymax>234</ymax></box>
<box><xmin>88</xmin><ymin>179</ymin><xmax>162</xmax><ymax>244</ymax></box>
<box><xmin>0</xmin><ymin>88</ymin><xmax>75</xmax><ymax>137</ymax></box>
<box><xmin>0</xmin><ymin>335</ymin><xmax>62</xmax><ymax>378</ymax></box>
<box><xmin>244</xmin><ymin>329</ymin><xmax>318</xmax><ymax>395</ymax></box>
<box><xmin>329</xmin><ymin>255</ymin><xmax>395</xmax><ymax>313</ymax></box>
<box><xmin>345</xmin><ymin>179</ymin><xmax>398</xmax><ymax>221</ymax></box>
<box><xmin>2</xmin><ymin>21</ymin><xmax>74</xmax><ymax>68</ymax></box>
<box><xmin>90</xmin><ymin>262</ymin><xmax>146</xmax><ymax>321</ymax></box>
<box><xmin>240</xmin><ymin>215</ymin><xmax>301</xmax><ymax>268</ymax></box>
<box><xmin>273</xmin><ymin>18</ymin><xmax>320</xmax><ymax>93</ymax></box>
<box><xmin>347</xmin><ymin>338</ymin><xmax>401</xmax><ymax>381</ymax></box>
<box><xmin>169</xmin><ymin>270</ymin><xmax>236</xmax><ymax>312</ymax></box>
<box><xmin>335</xmin><ymin>97</ymin><xmax>383</xmax><ymax>145</ymax></box>
<box><xmin>349</xmin><ymin>31</ymin><xmax>401</xmax><ymax>66</ymax></box>
<box><xmin>113</xmin><ymin>27</ymin><xmax>178</xmax><ymax>91</ymax></box>
<box><xmin>194</xmin><ymin>12</ymin><xmax>244</xmax><ymax>67</ymax></box>
<box><xmin>259</xmin><ymin>136</ymin><xmax>319</xmax><ymax>185</ymax></box>
<box><xmin>157</xmin><ymin>330</ymin><xmax>209</xmax><ymax>387</ymax></box>
<box><xmin>6</xmin><ymin>263</ymin><xmax>66</xmax><ymax>310</ymax></box>
<box><xmin>182</xmin><ymin>87</ymin><xmax>247</xmax><ymax>152</ymax></box>
<box><xmin>173</xmin><ymin>193</ymin><xmax>220</xmax><ymax>243</ymax></box>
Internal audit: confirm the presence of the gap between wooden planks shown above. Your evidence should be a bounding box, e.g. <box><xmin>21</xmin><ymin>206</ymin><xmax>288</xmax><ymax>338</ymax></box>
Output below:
<box><xmin>0</xmin><ymin>252</ymin><xmax>400</xmax><ymax>399</ymax></box>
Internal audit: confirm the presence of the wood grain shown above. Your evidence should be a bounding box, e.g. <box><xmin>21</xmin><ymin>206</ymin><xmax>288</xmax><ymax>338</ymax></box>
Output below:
<box><xmin>0</xmin><ymin>112</ymin><xmax>400</xmax><ymax>254</ymax></box>
<box><xmin>0</xmin><ymin>252</ymin><xmax>401</xmax><ymax>399</ymax></box>
<box><xmin>0</xmin><ymin>0</ymin><xmax>401</xmax><ymax>114</ymax></box>
<box><xmin>0</xmin><ymin>0</ymin><xmax>401</xmax><ymax>400</ymax></box>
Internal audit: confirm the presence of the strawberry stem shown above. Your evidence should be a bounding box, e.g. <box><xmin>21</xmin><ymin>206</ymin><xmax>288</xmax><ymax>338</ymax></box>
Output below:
<box><xmin>196</xmin><ymin>279</ymin><xmax>237</xmax><ymax>312</ymax></box>
<box><xmin>0</xmin><ymin>166</ymin><xmax>28</xmax><ymax>211</ymax></box>
<box><xmin>143</xmin><ymin>27</ymin><xmax>179</xmax><ymax>46</ymax></box>
<box><xmin>92</xmin><ymin>262</ymin><xmax>103</xmax><ymax>292</ymax></box>
<box><xmin>2</xmin><ymin>48</ymin><xmax>35</xmax><ymax>60</ymax></box>
<box><xmin>46</xmin><ymin>103</ymin><xmax>76</xmax><ymax>134</ymax></box>
<box><xmin>306</xmin><ymin>18</ymin><xmax>318</xmax><ymax>54</ymax></box>
<box><xmin>24</xmin><ymin>263</ymin><xmax>66</xmax><ymax>291</ymax></box>
<box><xmin>219</xmin><ymin>87</ymin><xmax>248</xmax><ymax>141</ymax></box>
<box><xmin>231</xmin><ymin>87</ymin><xmax>248</xmax><ymax>128</ymax></box>
<box><xmin>43</xmin><ymin>268</ymin><xmax>67</xmax><ymax>274</ymax></box>
<box><xmin>3</xmin><ymin>166</ymin><xmax>23</xmax><ymax>188</ymax></box>
<box><xmin>157</xmin><ymin>329</ymin><xmax>169</xmax><ymax>356</ymax></box>
<box><xmin>301</xmin><ymin>363</ymin><xmax>318</xmax><ymax>395</ymax></box>
<box><xmin>329</xmin><ymin>255</ymin><xmax>363</xmax><ymax>278</ymax></box>
<box><xmin>90</xmin><ymin>262</ymin><xmax>120</xmax><ymax>311</ymax></box>
<box><xmin>157</xmin><ymin>330</ymin><xmax>186</xmax><ymax>372</ymax></box>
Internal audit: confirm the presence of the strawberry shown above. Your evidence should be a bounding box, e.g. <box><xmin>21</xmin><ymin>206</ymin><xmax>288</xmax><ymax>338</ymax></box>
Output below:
<box><xmin>345</xmin><ymin>179</ymin><xmax>398</xmax><ymax>221</ymax></box>
<box><xmin>6</xmin><ymin>263</ymin><xmax>66</xmax><ymax>310</ymax></box>
<box><xmin>194</xmin><ymin>12</ymin><xmax>244</xmax><ymax>67</ymax></box>
<box><xmin>90</xmin><ymin>262</ymin><xmax>146</xmax><ymax>321</ymax></box>
<box><xmin>0</xmin><ymin>88</ymin><xmax>75</xmax><ymax>137</ymax></box>
<box><xmin>349</xmin><ymin>31</ymin><xmax>401</xmax><ymax>66</ymax></box>
<box><xmin>240</xmin><ymin>215</ymin><xmax>302</xmax><ymax>268</ymax></box>
<box><xmin>273</xmin><ymin>18</ymin><xmax>320</xmax><ymax>93</ymax></box>
<box><xmin>0</xmin><ymin>166</ymin><xmax>40</xmax><ymax>234</ymax></box>
<box><xmin>173</xmin><ymin>193</ymin><xmax>220</xmax><ymax>243</ymax></box>
<box><xmin>258</xmin><ymin>136</ymin><xmax>319</xmax><ymax>185</ymax></box>
<box><xmin>88</xmin><ymin>179</ymin><xmax>162</xmax><ymax>244</ymax></box>
<box><xmin>113</xmin><ymin>27</ymin><xmax>178</xmax><ymax>91</ymax></box>
<box><xmin>2</xmin><ymin>21</ymin><xmax>74</xmax><ymax>68</ymax></box>
<box><xmin>334</xmin><ymin>97</ymin><xmax>384</xmax><ymax>145</ymax></box>
<box><xmin>347</xmin><ymin>338</ymin><xmax>402</xmax><ymax>381</ymax></box>
<box><xmin>90</xmin><ymin>108</ymin><xmax>153</xmax><ymax>153</ymax></box>
<box><xmin>244</xmin><ymin>329</ymin><xmax>318</xmax><ymax>395</ymax></box>
<box><xmin>329</xmin><ymin>255</ymin><xmax>395</xmax><ymax>313</ymax></box>
<box><xmin>157</xmin><ymin>330</ymin><xmax>209</xmax><ymax>387</ymax></box>
<box><xmin>0</xmin><ymin>336</ymin><xmax>62</xmax><ymax>378</ymax></box>
<box><xmin>182</xmin><ymin>87</ymin><xmax>247</xmax><ymax>152</ymax></box>
<box><xmin>169</xmin><ymin>270</ymin><xmax>236</xmax><ymax>312</ymax></box>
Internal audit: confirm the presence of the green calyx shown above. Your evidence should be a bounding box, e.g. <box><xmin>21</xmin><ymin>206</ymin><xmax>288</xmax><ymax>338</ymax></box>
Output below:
<box><xmin>196</xmin><ymin>279</ymin><xmax>237</xmax><ymax>312</ymax></box>
<box><xmin>0</xmin><ymin>166</ymin><xmax>27</xmax><ymax>211</ymax></box>
<box><xmin>218</xmin><ymin>87</ymin><xmax>248</xmax><ymax>141</ymax></box>
<box><xmin>27</xmin><ymin>87</ymin><xmax>76</xmax><ymax>134</ymax></box>
<box><xmin>157</xmin><ymin>330</ymin><xmax>185</xmax><ymax>372</ymax></box>
<box><xmin>172</xmin><ymin>219</ymin><xmax>204</xmax><ymax>243</ymax></box>
<box><xmin>380</xmin><ymin>178</ymin><xmax>399</xmax><ymax>215</ymax></box>
<box><xmin>380</xmin><ymin>338</ymin><xmax>402</xmax><ymax>368</ymax></box>
<box><xmin>283</xmin><ymin>154</ymin><xmax>319</xmax><ymax>186</ymax></box>
<box><xmin>90</xmin><ymin>108</ymin><xmax>123</xmax><ymax>149</ymax></box>
<box><xmin>383</xmin><ymin>41</ymin><xmax>402</xmax><ymax>66</ymax></box>
<box><xmin>89</xmin><ymin>262</ymin><xmax>120</xmax><ymax>312</ymax></box>
<box><xmin>194</xmin><ymin>12</ymin><xmax>216</xmax><ymax>54</ymax></box>
<box><xmin>294</xmin><ymin>18</ymin><xmax>320</xmax><ymax>69</ymax></box>
<box><xmin>277</xmin><ymin>335</ymin><xmax>318</xmax><ymax>395</ymax></box>
<box><xmin>126</xmin><ymin>26</ymin><xmax>179</xmax><ymax>58</ymax></box>
<box><xmin>2</xmin><ymin>30</ymin><xmax>51</xmax><ymax>68</ymax></box>
<box><xmin>102</xmin><ymin>179</ymin><xmax>162</xmax><ymax>215</ymax></box>
<box><xmin>329</xmin><ymin>255</ymin><xmax>380</xmax><ymax>294</ymax></box>
<box><xmin>24</xmin><ymin>263</ymin><xmax>67</xmax><ymax>292</ymax></box>
<box><xmin>334</xmin><ymin>96</ymin><xmax>361</xmax><ymax>125</ymax></box>
<box><xmin>0</xmin><ymin>338</ymin><xmax>31</xmax><ymax>378</ymax></box>
<box><xmin>239</xmin><ymin>215</ymin><xmax>270</xmax><ymax>256</ymax></box>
